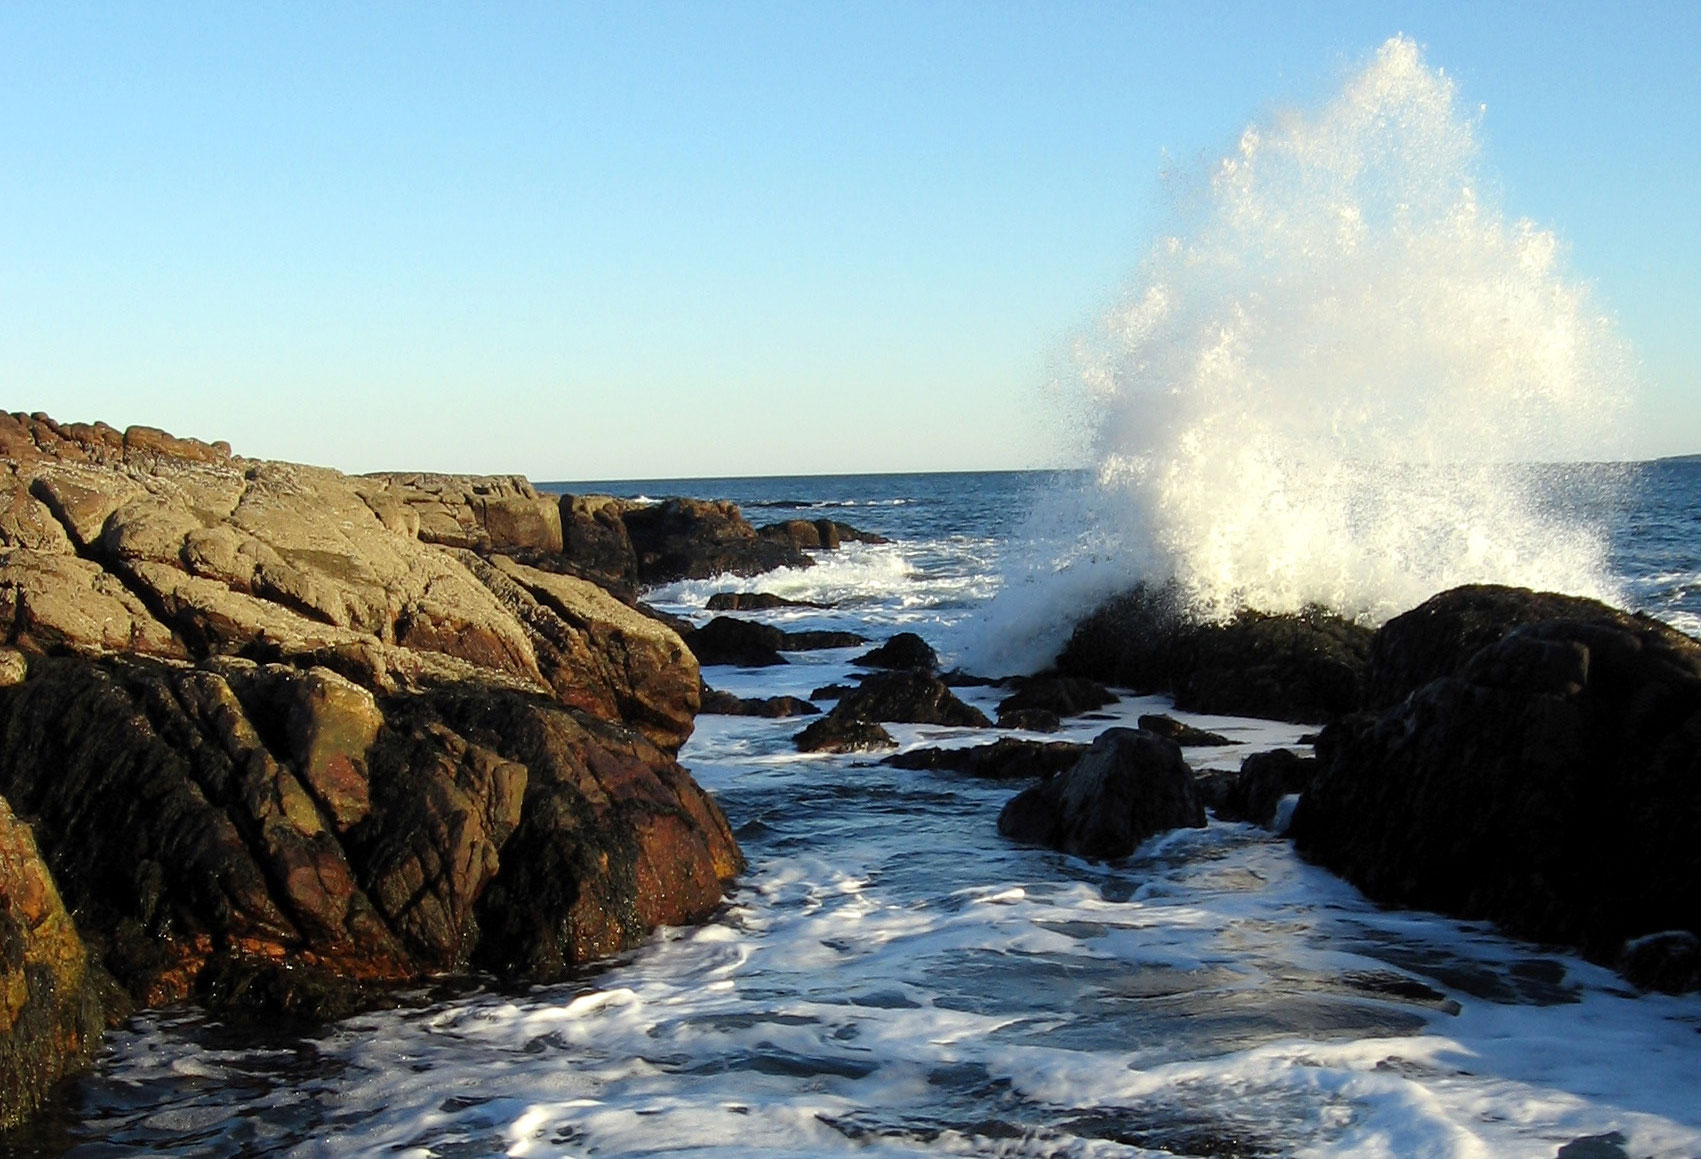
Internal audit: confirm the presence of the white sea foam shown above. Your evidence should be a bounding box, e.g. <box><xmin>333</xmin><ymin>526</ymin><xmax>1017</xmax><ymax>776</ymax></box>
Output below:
<box><xmin>970</xmin><ymin>36</ymin><xmax>1635</xmax><ymax>674</ymax></box>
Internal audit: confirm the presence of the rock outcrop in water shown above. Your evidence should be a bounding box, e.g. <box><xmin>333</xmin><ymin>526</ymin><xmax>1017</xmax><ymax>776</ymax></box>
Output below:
<box><xmin>1056</xmin><ymin>583</ymin><xmax>1372</xmax><ymax>723</ymax></box>
<box><xmin>1290</xmin><ymin>585</ymin><xmax>1701</xmax><ymax>987</ymax></box>
<box><xmin>0</xmin><ymin>411</ymin><xmax>743</xmax><ymax>1057</ymax></box>
<box><xmin>997</xmin><ymin>728</ymin><xmax>1205</xmax><ymax>859</ymax></box>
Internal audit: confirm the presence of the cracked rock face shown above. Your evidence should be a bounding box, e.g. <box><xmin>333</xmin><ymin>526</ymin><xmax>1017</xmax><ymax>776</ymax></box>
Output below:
<box><xmin>0</xmin><ymin>413</ymin><xmax>740</xmax><ymax>1036</ymax></box>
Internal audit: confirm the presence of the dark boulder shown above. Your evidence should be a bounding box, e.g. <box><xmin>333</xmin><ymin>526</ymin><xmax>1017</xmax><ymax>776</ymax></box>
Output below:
<box><xmin>794</xmin><ymin>715</ymin><xmax>896</xmax><ymax>754</ymax></box>
<box><xmin>705</xmin><ymin>591</ymin><xmax>830</xmax><ymax>612</ymax></box>
<box><xmin>622</xmin><ymin>498</ymin><xmax>811</xmax><ymax>585</ymax></box>
<box><xmin>683</xmin><ymin>616</ymin><xmax>865</xmax><ymax>667</ymax></box>
<box><xmin>1199</xmin><ymin>748</ymin><xmax>1315</xmax><ymax>826</ymax></box>
<box><xmin>995</xmin><ymin>708</ymin><xmax>1062</xmax><ymax>733</ymax></box>
<box><xmin>997</xmin><ymin>728</ymin><xmax>1204</xmax><ymax>859</ymax></box>
<box><xmin>809</xmin><ymin>683</ymin><xmax>859</xmax><ymax>702</ymax></box>
<box><xmin>884</xmin><ymin>738</ymin><xmax>1087</xmax><ymax>781</ymax></box>
<box><xmin>831</xmin><ymin>670</ymin><xmax>992</xmax><ymax>728</ymax></box>
<box><xmin>1291</xmin><ymin>586</ymin><xmax>1701</xmax><ymax>978</ymax></box>
<box><xmin>852</xmin><ymin>632</ymin><xmax>939</xmax><ymax>673</ymax></box>
<box><xmin>699</xmin><ymin>686</ymin><xmax>820</xmax><ymax>719</ymax></box>
<box><xmin>1057</xmin><ymin>584</ymin><xmax>1372</xmax><ymax>723</ymax></box>
<box><xmin>1618</xmin><ymin>931</ymin><xmax>1701</xmax><ymax>995</ymax></box>
<box><xmin>996</xmin><ymin>676</ymin><xmax>1117</xmax><ymax>721</ymax></box>
<box><xmin>1362</xmin><ymin>583</ymin><xmax>1631</xmax><ymax>708</ymax></box>
<box><xmin>1136</xmin><ymin>713</ymin><xmax>1233</xmax><ymax>747</ymax></box>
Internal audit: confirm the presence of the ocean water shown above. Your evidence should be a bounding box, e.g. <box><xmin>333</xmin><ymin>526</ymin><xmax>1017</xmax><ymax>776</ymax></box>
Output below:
<box><xmin>18</xmin><ymin>462</ymin><xmax>1701</xmax><ymax>1159</ymax></box>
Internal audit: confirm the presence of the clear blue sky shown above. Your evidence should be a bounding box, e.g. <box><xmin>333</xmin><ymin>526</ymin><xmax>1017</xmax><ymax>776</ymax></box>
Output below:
<box><xmin>4</xmin><ymin>2</ymin><xmax>1696</xmax><ymax>478</ymax></box>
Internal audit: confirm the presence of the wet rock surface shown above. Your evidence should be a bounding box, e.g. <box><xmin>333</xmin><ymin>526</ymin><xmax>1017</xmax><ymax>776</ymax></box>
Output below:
<box><xmin>997</xmin><ymin>728</ymin><xmax>1205</xmax><ymax>859</ymax></box>
<box><xmin>1057</xmin><ymin>584</ymin><xmax>1372</xmax><ymax>723</ymax></box>
<box><xmin>1291</xmin><ymin>585</ymin><xmax>1701</xmax><ymax>977</ymax></box>
<box><xmin>1199</xmin><ymin>748</ymin><xmax>1315</xmax><ymax>827</ymax></box>
<box><xmin>851</xmin><ymin>632</ymin><xmax>939</xmax><ymax>673</ymax></box>
<box><xmin>699</xmin><ymin>686</ymin><xmax>821</xmax><ymax>718</ymax></box>
<box><xmin>828</xmin><ymin>670</ymin><xmax>992</xmax><ymax>728</ymax></box>
<box><xmin>793</xmin><ymin>715</ymin><xmax>896</xmax><ymax>754</ymax></box>
<box><xmin>996</xmin><ymin>675</ymin><xmax>1117</xmax><ymax>721</ymax></box>
<box><xmin>682</xmin><ymin>616</ymin><xmax>865</xmax><ymax>668</ymax></box>
<box><xmin>705</xmin><ymin>591</ymin><xmax>829</xmax><ymax>612</ymax></box>
<box><xmin>883</xmin><ymin>738</ymin><xmax>1089</xmax><ymax>781</ymax></box>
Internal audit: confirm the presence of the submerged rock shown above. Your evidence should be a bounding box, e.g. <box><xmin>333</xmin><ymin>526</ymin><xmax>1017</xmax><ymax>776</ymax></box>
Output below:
<box><xmin>1057</xmin><ymin>584</ymin><xmax>1371</xmax><ymax>723</ymax></box>
<box><xmin>997</xmin><ymin>728</ymin><xmax>1205</xmax><ymax>859</ymax></box>
<box><xmin>1291</xmin><ymin>585</ymin><xmax>1701</xmax><ymax>980</ymax></box>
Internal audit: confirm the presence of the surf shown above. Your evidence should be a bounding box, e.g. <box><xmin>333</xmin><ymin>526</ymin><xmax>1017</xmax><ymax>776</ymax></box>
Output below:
<box><xmin>972</xmin><ymin>36</ymin><xmax>1635</xmax><ymax>673</ymax></box>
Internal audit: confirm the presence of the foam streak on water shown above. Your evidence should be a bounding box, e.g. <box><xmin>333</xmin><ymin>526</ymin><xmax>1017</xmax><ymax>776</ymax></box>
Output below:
<box><xmin>975</xmin><ymin>36</ymin><xmax>1634</xmax><ymax>672</ymax></box>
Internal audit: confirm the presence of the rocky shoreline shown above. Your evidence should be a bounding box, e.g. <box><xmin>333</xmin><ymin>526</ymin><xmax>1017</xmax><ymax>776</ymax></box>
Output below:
<box><xmin>4</xmin><ymin>411</ymin><xmax>1700</xmax><ymax>1134</ymax></box>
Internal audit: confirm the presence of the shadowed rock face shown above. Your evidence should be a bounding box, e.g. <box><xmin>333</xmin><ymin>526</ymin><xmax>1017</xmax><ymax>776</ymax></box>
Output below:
<box><xmin>1056</xmin><ymin>583</ymin><xmax>1372</xmax><ymax>724</ymax></box>
<box><xmin>997</xmin><ymin>728</ymin><xmax>1205</xmax><ymax>860</ymax></box>
<box><xmin>621</xmin><ymin>498</ymin><xmax>811</xmax><ymax>585</ymax></box>
<box><xmin>0</xmin><ymin>412</ymin><xmax>741</xmax><ymax>1042</ymax></box>
<box><xmin>1291</xmin><ymin>585</ymin><xmax>1701</xmax><ymax>979</ymax></box>
<box><xmin>0</xmin><ymin>797</ymin><xmax>110</xmax><ymax>1130</ymax></box>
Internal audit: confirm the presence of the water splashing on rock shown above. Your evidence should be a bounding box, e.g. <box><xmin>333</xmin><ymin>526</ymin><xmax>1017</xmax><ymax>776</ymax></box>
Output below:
<box><xmin>973</xmin><ymin>35</ymin><xmax>1634</xmax><ymax>673</ymax></box>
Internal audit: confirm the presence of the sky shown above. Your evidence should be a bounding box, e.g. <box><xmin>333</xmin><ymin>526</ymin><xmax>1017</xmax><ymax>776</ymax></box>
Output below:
<box><xmin>3</xmin><ymin>2</ymin><xmax>1697</xmax><ymax>479</ymax></box>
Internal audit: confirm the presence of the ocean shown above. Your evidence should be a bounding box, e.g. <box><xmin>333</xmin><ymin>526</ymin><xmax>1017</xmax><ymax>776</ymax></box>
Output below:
<box><xmin>21</xmin><ymin>463</ymin><xmax>1701</xmax><ymax>1159</ymax></box>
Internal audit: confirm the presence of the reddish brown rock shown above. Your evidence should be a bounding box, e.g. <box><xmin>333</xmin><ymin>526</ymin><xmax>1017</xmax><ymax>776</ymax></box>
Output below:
<box><xmin>0</xmin><ymin>797</ymin><xmax>109</xmax><ymax>1129</ymax></box>
<box><xmin>0</xmin><ymin>415</ymin><xmax>742</xmax><ymax>1035</ymax></box>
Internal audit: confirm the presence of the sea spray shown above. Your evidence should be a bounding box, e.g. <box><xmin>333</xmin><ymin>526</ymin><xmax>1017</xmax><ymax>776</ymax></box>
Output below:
<box><xmin>967</xmin><ymin>36</ymin><xmax>1634</xmax><ymax>674</ymax></box>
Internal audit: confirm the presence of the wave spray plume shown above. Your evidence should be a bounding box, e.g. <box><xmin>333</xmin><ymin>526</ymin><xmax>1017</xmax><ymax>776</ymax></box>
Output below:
<box><xmin>971</xmin><ymin>36</ymin><xmax>1634</xmax><ymax>673</ymax></box>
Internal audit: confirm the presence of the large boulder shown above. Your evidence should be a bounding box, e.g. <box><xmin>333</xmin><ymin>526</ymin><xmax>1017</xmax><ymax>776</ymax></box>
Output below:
<box><xmin>0</xmin><ymin>415</ymin><xmax>743</xmax><ymax>1027</ymax></box>
<box><xmin>622</xmin><ymin>499</ymin><xmax>811</xmax><ymax>584</ymax></box>
<box><xmin>0</xmin><ymin>797</ymin><xmax>110</xmax><ymax>1129</ymax></box>
<box><xmin>1290</xmin><ymin>586</ymin><xmax>1701</xmax><ymax>980</ymax></box>
<box><xmin>1056</xmin><ymin>584</ymin><xmax>1372</xmax><ymax>723</ymax></box>
<box><xmin>997</xmin><ymin>728</ymin><xmax>1204</xmax><ymax>859</ymax></box>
